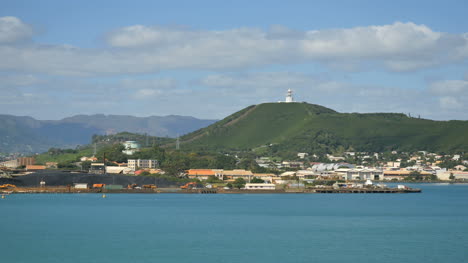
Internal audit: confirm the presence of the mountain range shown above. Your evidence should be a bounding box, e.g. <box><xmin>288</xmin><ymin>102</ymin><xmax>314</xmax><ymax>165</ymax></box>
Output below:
<box><xmin>3</xmin><ymin>102</ymin><xmax>468</xmax><ymax>155</ymax></box>
<box><xmin>0</xmin><ymin>114</ymin><xmax>216</xmax><ymax>153</ymax></box>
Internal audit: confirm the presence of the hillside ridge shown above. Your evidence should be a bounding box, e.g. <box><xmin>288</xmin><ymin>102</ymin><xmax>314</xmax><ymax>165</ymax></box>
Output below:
<box><xmin>178</xmin><ymin>102</ymin><xmax>468</xmax><ymax>154</ymax></box>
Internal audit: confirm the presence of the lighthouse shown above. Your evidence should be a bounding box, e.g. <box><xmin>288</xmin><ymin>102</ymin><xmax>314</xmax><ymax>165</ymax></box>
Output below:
<box><xmin>285</xmin><ymin>88</ymin><xmax>294</xmax><ymax>103</ymax></box>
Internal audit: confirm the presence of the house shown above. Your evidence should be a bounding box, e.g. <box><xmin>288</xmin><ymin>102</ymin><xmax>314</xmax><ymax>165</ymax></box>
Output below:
<box><xmin>327</xmin><ymin>155</ymin><xmax>345</xmax><ymax>162</ymax></box>
<box><xmin>186</xmin><ymin>169</ymin><xmax>223</xmax><ymax>180</ymax></box>
<box><xmin>252</xmin><ymin>173</ymin><xmax>275</xmax><ymax>183</ymax></box>
<box><xmin>282</xmin><ymin>161</ymin><xmax>304</xmax><ymax>169</ymax></box>
<box><xmin>454</xmin><ymin>165</ymin><xmax>466</xmax><ymax>171</ymax></box>
<box><xmin>387</xmin><ymin>162</ymin><xmax>401</xmax><ymax>168</ymax></box>
<box><xmin>453</xmin><ymin>171</ymin><xmax>468</xmax><ymax>180</ymax></box>
<box><xmin>80</xmin><ymin>156</ymin><xmax>98</xmax><ymax>162</ymax></box>
<box><xmin>222</xmin><ymin>169</ymin><xmax>254</xmax><ymax>180</ymax></box>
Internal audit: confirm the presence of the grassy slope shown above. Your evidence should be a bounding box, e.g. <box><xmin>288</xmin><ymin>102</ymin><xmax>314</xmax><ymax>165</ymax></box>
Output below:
<box><xmin>35</xmin><ymin>148</ymin><xmax>94</xmax><ymax>164</ymax></box>
<box><xmin>181</xmin><ymin>103</ymin><xmax>468</xmax><ymax>153</ymax></box>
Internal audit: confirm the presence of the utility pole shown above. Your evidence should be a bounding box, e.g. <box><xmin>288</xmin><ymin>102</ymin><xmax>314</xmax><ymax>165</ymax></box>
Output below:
<box><xmin>103</xmin><ymin>152</ymin><xmax>106</xmax><ymax>175</ymax></box>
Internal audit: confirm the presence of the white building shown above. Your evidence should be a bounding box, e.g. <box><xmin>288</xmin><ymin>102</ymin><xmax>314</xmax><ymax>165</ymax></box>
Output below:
<box><xmin>128</xmin><ymin>159</ymin><xmax>158</xmax><ymax>170</ymax></box>
<box><xmin>106</xmin><ymin>166</ymin><xmax>134</xmax><ymax>174</ymax></box>
<box><xmin>244</xmin><ymin>183</ymin><xmax>276</xmax><ymax>190</ymax></box>
<box><xmin>345</xmin><ymin>168</ymin><xmax>383</xmax><ymax>181</ymax></box>
<box><xmin>74</xmin><ymin>183</ymin><xmax>88</xmax><ymax>189</ymax></box>
<box><xmin>285</xmin><ymin>89</ymin><xmax>294</xmax><ymax>103</ymax></box>
<box><xmin>0</xmin><ymin>159</ymin><xmax>18</xmax><ymax>169</ymax></box>
<box><xmin>122</xmin><ymin>141</ymin><xmax>141</xmax><ymax>155</ymax></box>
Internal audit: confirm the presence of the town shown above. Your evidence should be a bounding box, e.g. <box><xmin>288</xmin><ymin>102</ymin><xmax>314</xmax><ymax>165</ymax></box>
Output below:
<box><xmin>1</xmin><ymin>138</ymin><xmax>466</xmax><ymax>193</ymax></box>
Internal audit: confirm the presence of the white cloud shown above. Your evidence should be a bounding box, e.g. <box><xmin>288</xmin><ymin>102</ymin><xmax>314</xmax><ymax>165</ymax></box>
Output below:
<box><xmin>121</xmin><ymin>78</ymin><xmax>177</xmax><ymax>99</ymax></box>
<box><xmin>439</xmin><ymin>96</ymin><xmax>463</xmax><ymax>110</ymax></box>
<box><xmin>430</xmin><ymin>80</ymin><xmax>468</xmax><ymax>94</ymax></box>
<box><xmin>0</xmin><ymin>16</ymin><xmax>33</xmax><ymax>43</ymax></box>
<box><xmin>197</xmin><ymin>72</ymin><xmax>468</xmax><ymax>120</ymax></box>
<box><xmin>1</xmin><ymin>17</ymin><xmax>467</xmax><ymax>75</ymax></box>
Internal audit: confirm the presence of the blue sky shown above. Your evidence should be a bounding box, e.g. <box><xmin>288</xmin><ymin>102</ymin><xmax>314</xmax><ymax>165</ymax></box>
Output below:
<box><xmin>1</xmin><ymin>0</ymin><xmax>467</xmax><ymax>120</ymax></box>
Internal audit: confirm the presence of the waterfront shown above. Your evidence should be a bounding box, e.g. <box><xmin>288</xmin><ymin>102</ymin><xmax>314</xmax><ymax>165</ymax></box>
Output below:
<box><xmin>1</xmin><ymin>183</ymin><xmax>467</xmax><ymax>263</ymax></box>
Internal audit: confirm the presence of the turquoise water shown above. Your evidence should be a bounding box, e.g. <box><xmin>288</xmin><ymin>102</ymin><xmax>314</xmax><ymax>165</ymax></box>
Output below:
<box><xmin>1</xmin><ymin>184</ymin><xmax>467</xmax><ymax>263</ymax></box>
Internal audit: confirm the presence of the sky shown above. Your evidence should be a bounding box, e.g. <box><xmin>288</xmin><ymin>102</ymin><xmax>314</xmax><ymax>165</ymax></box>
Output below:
<box><xmin>1</xmin><ymin>0</ymin><xmax>467</xmax><ymax>120</ymax></box>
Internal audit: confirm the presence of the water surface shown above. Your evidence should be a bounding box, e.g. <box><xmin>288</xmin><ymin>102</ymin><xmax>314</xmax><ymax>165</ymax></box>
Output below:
<box><xmin>1</xmin><ymin>183</ymin><xmax>467</xmax><ymax>263</ymax></box>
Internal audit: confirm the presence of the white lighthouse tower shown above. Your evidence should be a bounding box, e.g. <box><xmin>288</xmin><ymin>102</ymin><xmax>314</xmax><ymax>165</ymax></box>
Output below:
<box><xmin>285</xmin><ymin>88</ymin><xmax>294</xmax><ymax>103</ymax></box>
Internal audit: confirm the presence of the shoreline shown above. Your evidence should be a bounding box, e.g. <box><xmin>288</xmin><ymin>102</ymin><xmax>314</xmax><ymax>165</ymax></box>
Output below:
<box><xmin>2</xmin><ymin>186</ymin><xmax>422</xmax><ymax>194</ymax></box>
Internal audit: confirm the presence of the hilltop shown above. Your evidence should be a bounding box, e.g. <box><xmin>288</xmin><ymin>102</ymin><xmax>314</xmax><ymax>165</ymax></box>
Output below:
<box><xmin>179</xmin><ymin>102</ymin><xmax>468</xmax><ymax>154</ymax></box>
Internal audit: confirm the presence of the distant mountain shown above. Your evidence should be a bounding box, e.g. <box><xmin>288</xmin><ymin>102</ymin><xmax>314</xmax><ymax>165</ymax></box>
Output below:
<box><xmin>179</xmin><ymin>102</ymin><xmax>468</xmax><ymax>154</ymax></box>
<box><xmin>0</xmin><ymin>114</ymin><xmax>217</xmax><ymax>153</ymax></box>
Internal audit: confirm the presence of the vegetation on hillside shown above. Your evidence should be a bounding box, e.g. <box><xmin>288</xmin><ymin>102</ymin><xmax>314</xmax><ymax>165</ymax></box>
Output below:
<box><xmin>178</xmin><ymin>102</ymin><xmax>468</xmax><ymax>155</ymax></box>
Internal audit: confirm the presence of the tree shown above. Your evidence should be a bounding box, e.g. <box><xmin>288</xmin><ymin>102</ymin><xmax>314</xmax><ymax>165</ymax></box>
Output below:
<box><xmin>449</xmin><ymin>173</ymin><xmax>455</xmax><ymax>180</ymax></box>
<box><xmin>206</xmin><ymin>175</ymin><xmax>222</xmax><ymax>183</ymax></box>
<box><xmin>232</xmin><ymin>178</ymin><xmax>246</xmax><ymax>189</ymax></box>
<box><xmin>408</xmin><ymin>170</ymin><xmax>422</xmax><ymax>181</ymax></box>
<box><xmin>250</xmin><ymin>177</ymin><xmax>264</xmax><ymax>183</ymax></box>
<box><xmin>211</xmin><ymin>154</ymin><xmax>237</xmax><ymax>169</ymax></box>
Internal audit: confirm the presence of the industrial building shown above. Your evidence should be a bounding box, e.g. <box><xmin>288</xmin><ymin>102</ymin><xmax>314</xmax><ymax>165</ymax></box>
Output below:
<box><xmin>127</xmin><ymin>159</ymin><xmax>158</xmax><ymax>170</ymax></box>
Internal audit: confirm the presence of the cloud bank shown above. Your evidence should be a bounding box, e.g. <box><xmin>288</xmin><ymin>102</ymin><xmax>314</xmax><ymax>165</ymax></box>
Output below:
<box><xmin>0</xmin><ymin>16</ymin><xmax>467</xmax><ymax>120</ymax></box>
<box><xmin>0</xmin><ymin>17</ymin><xmax>467</xmax><ymax>76</ymax></box>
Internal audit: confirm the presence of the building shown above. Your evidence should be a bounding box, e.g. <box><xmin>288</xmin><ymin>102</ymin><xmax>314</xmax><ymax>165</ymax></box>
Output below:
<box><xmin>18</xmin><ymin>157</ymin><xmax>35</xmax><ymax>166</ymax></box>
<box><xmin>89</xmin><ymin>163</ymin><xmax>105</xmax><ymax>174</ymax></box>
<box><xmin>311</xmin><ymin>163</ymin><xmax>354</xmax><ymax>172</ymax></box>
<box><xmin>74</xmin><ymin>183</ymin><xmax>88</xmax><ymax>189</ymax></box>
<box><xmin>25</xmin><ymin>165</ymin><xmax>46</xmax><ymax>171</ymax></box>
<box><xmin>45</xmin><ymin>162</ymin><xmax>58</xmax><ymax>169</ymax></box>
<box><xmin>383</xmin><ymin>170</ymin><xmax>432</xmax><ymax>180</ymax></box>
<box><xmin>127</xmin><ymin>159</ymin><xmax>158</xmax><ymax>170</ymax></box>
<box><xmin>80</xmin><ymin>156</ymin><xmax>97</xmax><ymax>162</ymax></box>
<box><xmin>106</xmin><ymin>166</ymin><xmax>134</xmax><ymax>174</ymax></box>
<box><xmin>222</xmin><ymin>169</ymin><xmax>254</xmax><ymax>181</ymax></box>
<box><xmin>252</xmin><ymin>173</ymin><xmax>276</xmax><ymax>183</ymax></box>
<box><xmin>0</xmin><ymin>159</ymin><xmax>19</xmax><ymax>169</ymax></box>
<box><xmin>282</xmin><ymin>161</ymin><xmax>304</xmax><ymax>169</ymax></box>
<box><xmin>186</xmin><ymin>169</ymin><xmax>223</xmax><ymax>180</ymax></box>
<box><xmin>122</xmin><ymin>141</ymin><xmax>141</xmax><ymax>155</ymax></box>
<box><xmin>345</xmin><ymin>168</ymin><xmax>383</xmax><ymax>180</ymax></box>
<box><xmin>285</xmin><ymin>88</ymin><xmax>294</xmax><ymax>103</ymax></box>
<box><xmin>244</xmin><ymin>183</ymin><xmax>276</xmax><ymax>190</ymax></box>
<box><xmin>279</xmin><ymin>89</ymin><xmax>295</xmax><ymax>103</ymax></box>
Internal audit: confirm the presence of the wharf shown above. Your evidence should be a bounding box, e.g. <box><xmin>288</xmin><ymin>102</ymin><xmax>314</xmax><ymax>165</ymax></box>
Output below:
<box><xmin>3</xmin><ymin>187</ymin><xmax>421</xmax><ymax>194</ymax></box>
<box><xmin>181</xmin><ymin>187</ymin><xmax>421</xmax><ymax>194</ymax></box>
<box><xmin>312</xmin><ymin>188</ymin><xmax>421</xmax><ymax>193</ymax></box>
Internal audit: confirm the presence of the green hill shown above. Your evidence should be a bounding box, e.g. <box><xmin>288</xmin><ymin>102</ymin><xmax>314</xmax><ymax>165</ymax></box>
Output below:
<box><xmin>179</xmin><ymin>103</ymin><xmax>468</xmax><ymax>153</ymax></box>
<box><xmin>0</xmin><ymin>114</ymin><xmax>215</xmax><ymax>153</ymax></box>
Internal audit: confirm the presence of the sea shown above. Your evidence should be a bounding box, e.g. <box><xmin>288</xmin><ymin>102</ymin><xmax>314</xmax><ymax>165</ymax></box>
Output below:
<box><xmin>1</xmin><ymin>183</ymin><xmax>467</xmax><ymax>263</ymax></box>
